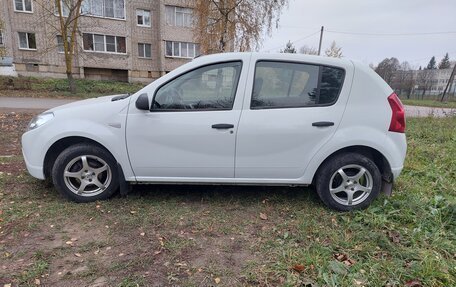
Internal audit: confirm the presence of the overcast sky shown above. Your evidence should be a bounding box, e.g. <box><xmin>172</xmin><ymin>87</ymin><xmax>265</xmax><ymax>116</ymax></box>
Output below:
<box><xmin>260</xmin><ymin>0</ymin><xmax>456</xmax><ymax>67</ymax></box>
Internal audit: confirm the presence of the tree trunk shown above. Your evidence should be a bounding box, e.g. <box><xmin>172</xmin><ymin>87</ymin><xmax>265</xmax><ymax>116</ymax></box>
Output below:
<box><xmin>67</xmin><ymin>72</ymin><xmax>76</xmax><ymax>94</ymax></box>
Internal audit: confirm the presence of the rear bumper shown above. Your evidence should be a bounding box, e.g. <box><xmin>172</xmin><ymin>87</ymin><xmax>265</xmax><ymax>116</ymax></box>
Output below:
<box><xmin>391</xmin><ymin>166</ymin><xmax>403</xmax><ymax>179</ymax></box>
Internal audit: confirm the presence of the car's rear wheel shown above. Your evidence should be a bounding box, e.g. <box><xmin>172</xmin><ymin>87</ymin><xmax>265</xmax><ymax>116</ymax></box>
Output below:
<box><xmin>52</xmin><ymin>144</ymin><xmax>119</xmax><ymax>202</ymax></box>
<box><xmin>316</xmin><ymin>153</ymin><xmax>382</xmax><ymax>211</ymax></box>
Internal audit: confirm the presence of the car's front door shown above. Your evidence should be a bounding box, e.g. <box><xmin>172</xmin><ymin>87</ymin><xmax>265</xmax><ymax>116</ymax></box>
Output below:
<box><xmin>126</xmin><ymin>60</ymin><xmax>246</xmax><ymax>181</ymax></box>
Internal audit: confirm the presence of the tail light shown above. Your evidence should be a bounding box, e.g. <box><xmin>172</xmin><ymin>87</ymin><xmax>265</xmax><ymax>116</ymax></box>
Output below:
<box><xmin>387</xmin><ymin>93</ymin><xmax>406</xmax><ymax>133</ymax></box>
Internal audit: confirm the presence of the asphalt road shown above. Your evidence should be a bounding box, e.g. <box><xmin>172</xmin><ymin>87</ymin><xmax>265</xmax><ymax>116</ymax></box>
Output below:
<box><xmin>0</xmin><ymin>96</ymin><xmax>455</xmax><ymax>117</ymax></box>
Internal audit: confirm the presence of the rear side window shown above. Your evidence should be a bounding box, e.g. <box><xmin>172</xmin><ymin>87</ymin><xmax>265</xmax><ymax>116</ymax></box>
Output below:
<box><xmin>251</xmin><ymin>61</ymin><xmax>344</xmax><ymax>109</ymax></box>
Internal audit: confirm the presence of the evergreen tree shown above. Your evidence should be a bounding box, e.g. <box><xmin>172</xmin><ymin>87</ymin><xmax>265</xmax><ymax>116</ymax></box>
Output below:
<box><xmin>438</xmin><ymin>53</ymin><xmax>451</xmax><ymax>69</ymax></box>
<box><xmin>426</xmin><ymin>56</ymin><xmax>437</xmax><ymax>69</ymax></box>
<box><xmin>325</xmin><ymin>41</ymin><xmax>343</xmax><ymax>58</ymax></box>
<box><xmin>280</xmin><ymin>41</ymin><xmax>297</xmax><ymax>53</ymax></box>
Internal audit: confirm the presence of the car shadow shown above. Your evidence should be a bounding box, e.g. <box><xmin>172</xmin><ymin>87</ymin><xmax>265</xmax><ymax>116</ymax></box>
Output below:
<box><xmin>122</xmin><ymin>183</ymin><xmax>322</xmax><ymax>206</ymax></box>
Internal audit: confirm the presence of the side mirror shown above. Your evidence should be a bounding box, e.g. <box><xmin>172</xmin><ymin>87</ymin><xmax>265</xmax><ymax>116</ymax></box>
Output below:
<box><xmin>135</xmin><ymin>93</ymin><xmax>150</xmax><ymax>111</ymax></box>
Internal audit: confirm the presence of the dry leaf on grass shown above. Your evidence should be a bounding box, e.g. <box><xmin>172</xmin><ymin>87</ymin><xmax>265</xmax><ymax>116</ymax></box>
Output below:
<box><xmin>405</xmin><ymin>280</ymin><xmax>423</xmax><ymax>287</ymax></box>
<box><xmin>259</xmin><ymin>213</ymin><xmax>268</xmax><ymax>220</ymax></box>
<box><xmin>214</xmin><ymin>277</ymin><xmax>221</xmax><ymax>284</ymax></box>
<box><xmin>292</xmin><ymin>264</ymin><xmax>305</xmax><ymax>272</ymax></box>
<box><xmin>334</xmin><ymin>253</ymin><xmax>356</xmax><ymax>266</ymax></box>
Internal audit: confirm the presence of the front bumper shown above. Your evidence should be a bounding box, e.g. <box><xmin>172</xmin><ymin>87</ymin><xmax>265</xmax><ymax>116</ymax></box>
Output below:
<box><xmin>22</xmin><ymin>148</ymin><xmax>45</xmax><ymax>180</ymax></box>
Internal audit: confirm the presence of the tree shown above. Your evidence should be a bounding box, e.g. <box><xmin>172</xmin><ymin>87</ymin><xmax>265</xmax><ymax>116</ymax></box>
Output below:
<box><xmin>280</xmin><ymin>41</ymin><xmax>296</xmax><ymax>53</ymax></box>
<box><xmin>438</xmin><ymin>53</ymin><xmax>451</xmax><ymax>69</ymax></box>
<box><xmin>36</xmin><ymin>0</ymin><xmax>84</xmax><ymax>93</ymax></box>
<box><xmin>375</xmin><ymin>57</ymin><xmax>400</xmax><ymax>86</ymax></box>
<box><xmin>0</xmin><ymin>18</ymin><xmax>6</xmax><ymax>57</ymax></box>
<box><xmin>194</xmin><ymin>0</ymin><xmax>289</xmax><ymax>54</ymax></box>
<box><xmin>299</xmin><ymin>45</ymin><xmax>318</xmax><ymax>55</ymax></box>
<box><xmin>426</xmin><ymin>56</ymin><xmax>437</xmax><ymax>70</ymax></box>
<box><xmin>325</xmin><ymin>41</ymin><xmax>342</xmax><ymax>58</ymax></box>
<box><xmin>391</xmin><ymin>61</ymin><xmax>415</xmax><ymax>98</ymax></box>
<box><xmin>417</xmin><ymin>68</ymin><xmax>435</xmax><ymax>98</ymax></box>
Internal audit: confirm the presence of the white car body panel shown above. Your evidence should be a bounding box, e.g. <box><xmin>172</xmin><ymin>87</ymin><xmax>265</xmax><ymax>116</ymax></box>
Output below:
<box><xmin>21</xmin><ymin>52</ymin><xmax>407</xmax><ymax>187</ymax></box>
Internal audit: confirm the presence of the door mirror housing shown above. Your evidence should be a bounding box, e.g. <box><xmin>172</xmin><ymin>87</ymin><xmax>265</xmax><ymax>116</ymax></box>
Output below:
<box><xmin>135</xmin><ymin>93</ymin><xmax>150</xmax><ymax>111</ymax></box>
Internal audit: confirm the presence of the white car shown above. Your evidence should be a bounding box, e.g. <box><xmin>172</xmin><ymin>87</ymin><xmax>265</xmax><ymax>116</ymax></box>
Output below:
<box><xmin>22</xmin><ymin>53</ymin><xmax>406</xmax><ymax>211</ymax></box>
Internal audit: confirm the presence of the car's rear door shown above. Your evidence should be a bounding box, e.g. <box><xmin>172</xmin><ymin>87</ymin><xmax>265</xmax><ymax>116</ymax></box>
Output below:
<box><xmin>235</xmin><ymin>55</ymin><xmax>354</xmax><ymax>182</ymax></box>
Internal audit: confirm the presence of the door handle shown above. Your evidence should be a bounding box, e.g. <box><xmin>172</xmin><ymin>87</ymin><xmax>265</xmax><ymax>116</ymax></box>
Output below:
<box><xmin>212</xmin><ymin>123</ymin><xmax>234</xmax><ymax>129</ymax></box>
<box><xmin>312</xmin><ymin>121</ymin><xmax>334</xmax><ymax>127</ymax></box>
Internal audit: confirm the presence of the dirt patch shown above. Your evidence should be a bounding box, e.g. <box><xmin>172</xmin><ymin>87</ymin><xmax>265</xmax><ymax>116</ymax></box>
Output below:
<box><xmin>0</xmin><ymin>112</ymin><xmax>34</xmax><ymax>156</ymax></box>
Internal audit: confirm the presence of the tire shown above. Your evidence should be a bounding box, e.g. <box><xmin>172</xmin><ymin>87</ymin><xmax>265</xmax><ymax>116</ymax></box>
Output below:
<box><xmin>52</xmin><ymin>144</ymin><xmax>119</xmax><ymax>203</ymax></box>
<box><xmin>315</xmin><ymin>152</ymin><xmax>382</xmax><ymax>211</ymax></box>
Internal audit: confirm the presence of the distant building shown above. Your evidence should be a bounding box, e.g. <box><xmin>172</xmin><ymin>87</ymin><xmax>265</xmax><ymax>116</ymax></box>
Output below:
<box><xmin>0</xmin><ymin>0</ymin><xmax>207</xmax><ymax>83</ymax></box>
<box><xmin>391</xmin><ymin>65</ymin><xmax>456</xmax><ymax>97</ymax></box>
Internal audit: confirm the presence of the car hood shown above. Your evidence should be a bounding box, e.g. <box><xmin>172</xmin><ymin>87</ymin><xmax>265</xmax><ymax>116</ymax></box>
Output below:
<box><xmin>47</xmin><ymin>94</ymin><xmax>130</xmax><ymax>113</ymax></box>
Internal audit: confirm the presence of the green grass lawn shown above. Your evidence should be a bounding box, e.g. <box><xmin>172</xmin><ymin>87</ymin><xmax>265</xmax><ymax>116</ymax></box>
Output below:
<box><xmin>401</xmin><ymin>98</ymin><xmax>456</xmax><ymax>109</ymax></box>
<box><xmin>0</xmin><ymin>76</ymin><xmax>146</xmax><ymax>99</ymax></box>
<box><xmin>0</xmin><ymin>114</ymin><xmax>455</xmax><ymax>286</ymax></box>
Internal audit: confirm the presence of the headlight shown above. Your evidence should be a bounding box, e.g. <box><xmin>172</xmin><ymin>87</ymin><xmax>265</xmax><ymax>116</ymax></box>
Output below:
<box><xmin>28</xmin><ymin>112</ymin><xmax>54</xmax><ymax>131</ymax></box>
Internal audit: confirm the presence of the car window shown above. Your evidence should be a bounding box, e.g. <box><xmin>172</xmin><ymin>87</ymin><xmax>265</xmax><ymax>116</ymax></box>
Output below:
<box><xmin>251</xmin><ymin>61</ymin><xmax>344</xmax><ymax>109</ymax></box>
<box><xmin>153</xmin><ymin>61</ymin><xmax>242</xmax><ymax>111</ymax></box>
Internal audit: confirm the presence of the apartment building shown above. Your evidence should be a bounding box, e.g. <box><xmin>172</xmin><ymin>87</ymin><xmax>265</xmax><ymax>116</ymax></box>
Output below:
<box><xmin>0</xmin><ymin>0</ymin><xmax>201</xmax><ymax>82</ymax></box>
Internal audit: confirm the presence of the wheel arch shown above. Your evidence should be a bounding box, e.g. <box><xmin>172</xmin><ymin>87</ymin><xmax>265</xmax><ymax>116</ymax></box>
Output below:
<box><xmin>311</xmin><ymin>145</ymin><xmax>393</xmax><ymax>185</ymax></box>
<box><xmin>43</xmin><ymin>136</ymin><xmax>119</xmax><ymax>180</ymax></box>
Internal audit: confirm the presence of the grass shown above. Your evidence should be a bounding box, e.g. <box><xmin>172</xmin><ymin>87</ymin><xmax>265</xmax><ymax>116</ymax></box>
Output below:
<box><xmin>0</xmin><ymin>76</ymin><xmax>145</xmax><ymax>99</ymax></box>
<box><xmin>0</xmin><ymin>113</ymin><xmax>455</xmax><ymax>286</ymax></box>
<box><xmin>401</xmin><ymin>98</ymin><xmax>456</xmax><ymax>109</ymax></box>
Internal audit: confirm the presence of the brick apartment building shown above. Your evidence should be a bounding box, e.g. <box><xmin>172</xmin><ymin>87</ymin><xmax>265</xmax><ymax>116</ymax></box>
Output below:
<box><xmin>0</xmin><ymin>0</ymin><xmax>202</xmax><ymax>82</ymax></box>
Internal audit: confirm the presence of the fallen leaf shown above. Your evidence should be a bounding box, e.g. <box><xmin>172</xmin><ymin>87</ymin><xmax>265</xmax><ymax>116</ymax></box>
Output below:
<box><xmin>334</xmin><ymin>253</ymin><xmax>355</xmax><ymax>267</ymax></box>
<box><xmin>106</xmin><ymin>246</ymin><xmax>112</xmax><ymax>251</ymax></box>
<box><xmin>214</xmin><ymin>277</ymin><xmax>221</xmax><ymax>284</ymax></box>
<box><xmin>118</xmin><ymin>253</ymin><xmax>124</xmax><ymax>257</ymax></box>
<box><xmin>35</xmin><ymin>278</ymin><xmax>40</xmax><ymax>285</ymax></box>
<box><xmin>4</xmin><ymin>284</ymin><xmax>12</xmax><ymax>287</ymax></box>
<box><xmin>405</xmin><ymin>280</ymin><xmax>423</xmax><ymax>287</ymax></box>
<box><xmin>387</xmin><ymin>231</ymin><xmax>401</xmax><ymax>244</ymax></box>
<box><xmin>65</xmin><ymin>241</ymin><xmax>73</xmax><ymax>245</ymax></box>
<box><xmin>292</xmin><ymin>264</ymin><xmax>305</xmax><ymax>272</ymax></box>
<box><xmin>140</xmin><ymin>232</ymin><xmax>145</xmax><ymax>236</ymax></box>
<box><xmin>259</xmin><ymin>213</ymin><xmax>268</xmax><ymax>220</ymax></box>
<box><xmin>74</xmin><ymin>253</ymin><xmax>81</xmax><ymax>257</ymax></box>
<box><xmin>130</xmin><ymin>210</ymin><xmax>137</xmax><ymax>214</ymax></box>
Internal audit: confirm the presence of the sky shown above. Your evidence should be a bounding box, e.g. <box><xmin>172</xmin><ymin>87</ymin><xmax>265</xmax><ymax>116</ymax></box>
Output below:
<box><xmin>260</xmin><ymin>0</ymin><xmax>456</xmax><ymax>67</ymax></box>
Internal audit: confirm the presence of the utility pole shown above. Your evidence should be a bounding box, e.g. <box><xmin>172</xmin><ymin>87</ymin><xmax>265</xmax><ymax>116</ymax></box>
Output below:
<box><xmin>318</xmin><ymin>26</ymin><xmax>324</xmax><ymax>56</ymax></box>
<box><xmin>441</xmin><ymin>63</ymin><xmax>456</xmax><ymax>102</ymax></box>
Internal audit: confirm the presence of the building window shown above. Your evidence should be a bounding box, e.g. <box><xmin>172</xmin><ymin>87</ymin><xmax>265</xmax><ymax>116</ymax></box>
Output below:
<box><xmin>165</xmin><ymin>6</ymin><xmax>192</xmax><ymax>27</ymax></box>
<box><xmin>14</xmin><ymin>0</ymin><xmax>33</xmax><ymax>12</ymax></box>
<box><xmin>18</xmin><ymin>32</ymin><xmax>36</xmax><ymax>50</ymax></box>
<box><xmin>83</xmin><ymin>33</ymin><xmax>126</xmax><ymax>54</ymax></box>
<box><xmin>165</xmin><ymin>41</ymin><xmax>199</xmax><ymax>58</ymax></box>
<box><xmin>136</xmin><ymin>9</ymin><xmax>151</xmax><ymax>27</ymax></box>
<box><xmin>138</xmin><ymin>43</ymin><xmax>151</xmax><ymax>58</ymax></box>
<box><xmin>54</xmin><ymin>0</ymin><xmax>70</xmax><ymax>17</ymax></box>
<box><xmin>81</xmin><ymin>0</ymin><xmax>125</xmax><ymax>20</ymax></box>
<box><xmin>56</xmin><ymin>35</ymin><xmax>72</xmax><ymax>53</ymax></box>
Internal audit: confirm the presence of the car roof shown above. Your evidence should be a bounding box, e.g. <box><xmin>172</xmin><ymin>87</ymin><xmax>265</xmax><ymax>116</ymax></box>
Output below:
<box><xmin>192</xmin><ymin>52</ymin><xmax>353</xmax><ymax>68</ymax></box>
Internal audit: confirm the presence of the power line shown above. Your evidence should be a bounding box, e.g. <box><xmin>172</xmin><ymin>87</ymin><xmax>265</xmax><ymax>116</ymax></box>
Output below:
<box><xmin>262</xmin><ymin>30</ymin><xmax>320</xmax><ymax>52</ymax></box>
<box><xmin>326</xmin><ymin>29</ymin><xmax>456</xmax><ymax>37</ymax></box>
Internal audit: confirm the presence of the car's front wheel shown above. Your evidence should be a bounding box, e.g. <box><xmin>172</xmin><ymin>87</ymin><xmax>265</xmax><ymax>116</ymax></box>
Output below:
<box><xmin>316</xmin><ymin>153</ymin><xmax>382</xmax><ymax>211</ymax></box>
<box><xmin>52</xmin><ymin>144</ymin><xmax>119</xmax><ymax>202</ymax></box>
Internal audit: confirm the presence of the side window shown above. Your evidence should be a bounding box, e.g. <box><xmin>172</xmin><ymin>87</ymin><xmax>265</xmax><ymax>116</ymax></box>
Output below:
<box><xmin>153</xmin><ymin>62</ymin><xmax>242</xmax><ymax>111</ymax></box>
<box><xmin>251</xmin><ymin>61</ymin><xmax>344</xmax><ymax>109</ymax></box>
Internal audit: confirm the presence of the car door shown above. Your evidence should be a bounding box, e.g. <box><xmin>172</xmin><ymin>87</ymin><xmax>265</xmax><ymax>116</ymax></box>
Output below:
<box><xmin>126</xmin><ymin>59</ymin><xmax>247</xmax><ymax>181</ymax></box>
<box><xmin>235</xmin><ymin>55</ymin><xmax>354</xmax><ymax>182</ymax></box>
